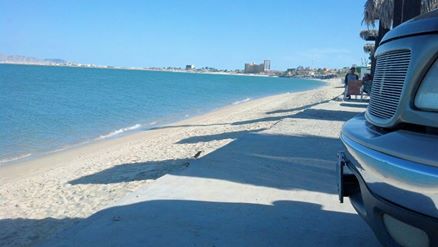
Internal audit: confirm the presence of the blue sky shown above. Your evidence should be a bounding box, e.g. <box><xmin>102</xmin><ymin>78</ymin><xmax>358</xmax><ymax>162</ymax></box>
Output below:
<box><xmin>0</xmin><ymin>1</ymin><xmax>368</xmax><ymax>70</ymax></box>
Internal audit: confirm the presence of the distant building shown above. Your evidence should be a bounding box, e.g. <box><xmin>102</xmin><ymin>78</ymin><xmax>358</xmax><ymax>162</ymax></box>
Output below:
<box><xmin>244</xmin><ymin>63</ymin><xmax>263</xmax><ymax>73</ymax></box>
<box><xmin>185</xmin><ymin>65</ymin><xmax>195</xmax><ymax>70</ymax></box>
<box><xmin>263</xmin><ymin>60</ymin><xmax>271</xmax><ymax>71</ymax></box>
<box><xmin>285</xmin><ymin>68</ymin><xmax>296</xmax><ymax>76</ymax></box>
<box><xmin>244</xmin><ymin>60</ymin><xmax>271</xmax><ymax>73</ymax></box>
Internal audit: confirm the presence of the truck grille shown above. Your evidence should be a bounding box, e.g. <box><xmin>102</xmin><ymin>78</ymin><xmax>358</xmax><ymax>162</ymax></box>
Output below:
<box><xmin>368</xmin><ymin>49</ymin><xmax>411</xmax><ymax>120</ymax></box>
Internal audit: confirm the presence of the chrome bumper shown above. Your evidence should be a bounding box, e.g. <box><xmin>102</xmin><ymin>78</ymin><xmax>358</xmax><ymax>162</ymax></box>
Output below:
<box><xmin>337</xmin><ymin>149</ymin><xmax>438</xmax><ymax>247</ymax></box>
<box><xmin>340</xmin><ymin>114</ymin><xmax>438</xmax><ymax>219</ymax></box>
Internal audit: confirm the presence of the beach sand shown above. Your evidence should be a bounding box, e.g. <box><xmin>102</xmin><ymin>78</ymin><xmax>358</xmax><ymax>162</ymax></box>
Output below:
<box><xmin>0</xmin><ymin>78</ymin><xmax>377</xmax><ymax>246</ymax></box>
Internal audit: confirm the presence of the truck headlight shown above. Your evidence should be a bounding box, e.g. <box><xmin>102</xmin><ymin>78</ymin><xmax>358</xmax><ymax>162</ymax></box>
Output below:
<box><xmin>415</xmin><ymin>59</ymin><xmax>438</xmax><ymax>111</ymax></box>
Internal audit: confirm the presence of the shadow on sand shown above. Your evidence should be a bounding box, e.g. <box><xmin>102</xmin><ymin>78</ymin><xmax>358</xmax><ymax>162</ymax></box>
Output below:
<box><xmin>0</xmin><ymin>217</ymin><xmax>80</xmax><ymax>247</ymax></box>
<box><xmin>266</xmin><ymin>97</ymin><xmax>336</xmax><ymax>115</ymax></box>
<box><xmin>69</xmin><ymin>159</ymin><xmax>190</xmax><ymax>185</ymax></box>
<box><xmin>146</xmin><ymin>94</ymin><xmax>343</xmax><ymax>130</ymax></box>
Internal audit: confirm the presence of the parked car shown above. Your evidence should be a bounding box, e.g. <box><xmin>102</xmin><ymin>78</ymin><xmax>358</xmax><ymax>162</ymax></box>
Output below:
<box><xmin>337</xmin><ymin>10</ymin><xmax>438</xmax><ymax>247</ymax></box>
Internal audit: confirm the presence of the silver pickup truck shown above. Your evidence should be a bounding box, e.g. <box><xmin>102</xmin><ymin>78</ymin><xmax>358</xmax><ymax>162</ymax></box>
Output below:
<box><xmin>337</xmin><ymin>10</ymin><xmax>438</xmax><ymax>247</ymax></box>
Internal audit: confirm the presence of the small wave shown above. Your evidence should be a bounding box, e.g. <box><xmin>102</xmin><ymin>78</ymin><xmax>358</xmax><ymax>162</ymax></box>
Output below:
<box><xmin>97</xmin><ymin>124</ymin><xmax>142</xmax><ymax>140</ymax></box>
<box><xmin>233</xmin><ymin>98</ymin><xmax>251</xmax><ymax>105</ymax></box>
<box><xmin>149</xmin><ymin>121</ymin><xmax>158</xmax><ymax>126</ymax></box>
<box><xmin>0</xmin><ymin>153</ymin><xmax>32</xmax><ymax>164</ymax></box>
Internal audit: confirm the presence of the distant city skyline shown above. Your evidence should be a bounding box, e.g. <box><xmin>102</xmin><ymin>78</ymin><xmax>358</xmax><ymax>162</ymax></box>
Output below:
<box><xmin>0</xmin><ymin>0</ymin><xmax>368</xmax><ymax>70</ymax></box>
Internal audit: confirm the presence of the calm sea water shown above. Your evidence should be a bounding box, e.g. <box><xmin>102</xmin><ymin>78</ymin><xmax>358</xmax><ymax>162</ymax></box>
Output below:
<box><xmin>0</xmin><ymin>64</ymin><xmax>324</xmax><ymax>164</ymax></box>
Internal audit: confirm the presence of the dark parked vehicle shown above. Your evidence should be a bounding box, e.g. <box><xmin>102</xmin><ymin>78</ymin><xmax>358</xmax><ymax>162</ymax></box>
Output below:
<box><xmin>337</xmin><ymin>10</ymin><xmax>438</xmax><ymax>247</ymax></box>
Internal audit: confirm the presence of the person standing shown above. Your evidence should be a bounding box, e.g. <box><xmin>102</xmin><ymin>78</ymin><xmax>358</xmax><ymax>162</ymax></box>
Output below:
<box><xmin>344</xmin><ymin>67</ymin><xmax>359</xmax><ymax>100</ymax></box>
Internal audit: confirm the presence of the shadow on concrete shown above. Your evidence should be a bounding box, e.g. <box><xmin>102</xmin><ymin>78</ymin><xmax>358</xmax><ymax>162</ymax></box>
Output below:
<box><xmin>178</xmin><ymin>133</ymin><xmax>343</xmax><ymax>194</ymax></box>
<box><xmin>176</xmin><ymin>128</ymin><xmax>266</xmax><ymax>144</ymax></box>
<box><xmin>342</xmin><ymin>98</ymin><xmax>370</xmax><ymax>103</ymax></box>
<box><xmin>39</xmin><ymin>200</ymin><xmax>378</xmax><ymax>247</ymax></box>
<box><xmin>340</xmin><ymin>103</ymin><xmax>368</xmax><ymax>109</ymax></box>
<box><xmin>232</xmin><ymin>108</ymin><xmax>359</xmax><ymax>126</ymax></box>
<box><xmin>69</xmin><ymin>133</ymin><xmax>343</xmax><ymax>194</ymax></box>
<box><xmin>4</xmin><ymin>183</ymin><xmax>434</xmax><ymax>246</ymax></box>
<box><xmin>288</xmin><ymin>109</ymin><xmax>360</xmax><ymax>122</ymax></box>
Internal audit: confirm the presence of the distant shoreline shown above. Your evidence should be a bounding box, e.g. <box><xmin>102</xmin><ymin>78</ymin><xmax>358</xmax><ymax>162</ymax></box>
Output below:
<box><xmin>0</xmin><ymin>62</ymin><xmax>339</xmax><ymax>80</ymax></box>
<box><xmin>0</xmin><ymin>62</ymin><xmax>279</xmax><ymax>78</ymax></box>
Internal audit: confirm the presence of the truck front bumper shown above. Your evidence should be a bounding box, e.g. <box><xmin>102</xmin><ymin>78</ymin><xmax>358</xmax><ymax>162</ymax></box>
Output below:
<box><xmin>338</xmin><ymin>114</ymin><xmax>438</xmax><ymax>247</ymax></box>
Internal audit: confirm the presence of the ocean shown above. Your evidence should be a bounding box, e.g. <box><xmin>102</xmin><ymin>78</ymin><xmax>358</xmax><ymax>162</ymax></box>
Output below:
<box><xmin>0</xmin><ymin>64</ymin><xmax>324</xmax><ymax>164</ymax></box>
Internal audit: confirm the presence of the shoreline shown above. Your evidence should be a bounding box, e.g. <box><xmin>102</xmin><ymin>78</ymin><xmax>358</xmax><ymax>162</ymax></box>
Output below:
<box><xmin>0</xmin><ymin>76</ymin><xmax>340</xmax><ymax>181</ymax></box>
<box><xmin>0</xmin><ymin>78</ymin><xmax>331</xmax><ymax>168</ymax></box>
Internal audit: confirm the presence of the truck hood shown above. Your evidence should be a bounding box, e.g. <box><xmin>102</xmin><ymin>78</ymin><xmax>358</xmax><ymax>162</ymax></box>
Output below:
<box><xmin>381</xmin><ymin>9</ymin><xmax>438</xmax><ymax>44</ymax></box>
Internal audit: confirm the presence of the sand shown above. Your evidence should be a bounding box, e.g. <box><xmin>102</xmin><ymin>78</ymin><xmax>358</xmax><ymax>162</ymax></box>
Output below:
<box><xmin>0</xmin><ymin>78</ymin><xmax>377</xmax><ymax>246</ymax></box>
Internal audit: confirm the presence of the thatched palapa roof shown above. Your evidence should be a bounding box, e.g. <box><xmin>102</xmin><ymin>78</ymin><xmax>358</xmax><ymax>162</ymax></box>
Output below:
<box><xmin>363</xmin><ymin>0</ymin><xmax>393</xmax><ymax>28</ymax></box>
<box><xmin>422</xmin><ymin>0</ymin><xmax>438</xmax><ymax>12</ymax></box>
<box><xmin>363</xmin><ymin>0</ymin><xmax>438</xmax><ymax>29</ymax></box>
<box><xmin>363</xmin><ymin>0</ymin><xmax>379</xmax><ymax>27</ymax></box>
<box><xmin>360</xmin><ymin>29</ymin><xmax>379</xmax><ymax>41</ymax></box>
<box><xmin>363</xmin><ymin>43</ymin><xmax>375</xmax><ymax>54</ymax></box>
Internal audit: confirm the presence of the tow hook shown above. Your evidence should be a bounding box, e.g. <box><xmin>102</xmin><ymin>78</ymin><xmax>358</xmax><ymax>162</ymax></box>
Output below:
<box><xmin>337</xmin><ymin>152</ymin><xmax>359</xmax><ymax>203</ymax></box>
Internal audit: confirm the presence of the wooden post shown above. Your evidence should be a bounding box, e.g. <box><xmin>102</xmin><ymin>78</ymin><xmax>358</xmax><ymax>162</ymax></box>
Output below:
<box><xmin>393</xmin><ymin>0</ymin><xmax>403</xmax><ymax>28</ymax></box>
<box><xmin>394</xmin><ymin>0</ymin><xmax>422</xmax><ymax>28</ymax></box>
<box><xmin>402</xmin><ymin>0</ymin><xmax>421</xmax><ymax>21</ymax></box>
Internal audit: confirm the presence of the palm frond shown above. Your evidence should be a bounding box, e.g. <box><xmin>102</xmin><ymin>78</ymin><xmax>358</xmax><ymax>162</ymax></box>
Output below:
<box><xmin>363</xmin><ymin>43</ymin><xmax>375</xmax><ymax>54</ymax></box>
<box><xmin>363</xmin><ymin>0</ymin><xmax>379</xmax><ymax>26</ymax></box>
<box><xmin>377</xmin><ymin>0</ymin><xmax>394</xmax><ymax>28</ymax></box>
<box><xmin>363</xmin><ymin>0</ymin><xmax>394</xmax><ymax>28</ymax></box>
<box><xmin>360</xmin><ymin>29</ymin><xmax>379</xmax><ymax>40</ymax></box>
<box><xmin>422</xmin><ymin>0</ymin><xmax>438</xmax><ymax>13</ymax></box>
